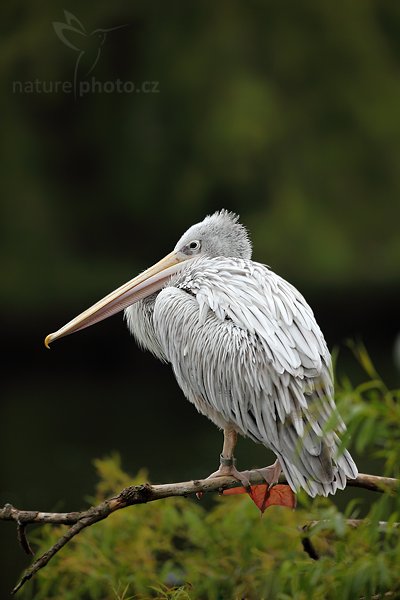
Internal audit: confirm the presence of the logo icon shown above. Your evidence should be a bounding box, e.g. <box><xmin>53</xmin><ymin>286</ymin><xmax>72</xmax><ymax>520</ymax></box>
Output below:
<box><xmin>53</xmin><ymin>10</ymin><xmax>127</xmax><ymax>97</ymax></box>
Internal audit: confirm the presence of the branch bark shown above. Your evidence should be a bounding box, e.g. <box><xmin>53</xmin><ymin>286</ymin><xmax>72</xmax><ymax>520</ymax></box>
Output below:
<box><xmin>1</xmin><ymin>471</ymin><xmax>397</xmax><ymax>594</ymax></box>
<box><xmin>301</xmin><ymin>518</ymin><xmax>400</xmax><ymax>560</ymax></box>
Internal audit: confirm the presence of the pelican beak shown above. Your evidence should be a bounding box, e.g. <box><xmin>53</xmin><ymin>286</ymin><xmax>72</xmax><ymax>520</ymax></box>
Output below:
<box><xmin>44</xmin><ymin>251</ymin><xmax>186</xmax><ymax>348</ymax></box>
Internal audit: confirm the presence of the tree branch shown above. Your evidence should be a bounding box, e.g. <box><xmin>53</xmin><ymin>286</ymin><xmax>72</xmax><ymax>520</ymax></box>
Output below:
<box><xmin>301</xmin><ymin>518</ymin><xmax>400</xmax><ymax>560</ymax></box>
<box><xmin>1</xmin><ymin>471</ymin><xmax>397</xmax><ymax>594</ymax></box>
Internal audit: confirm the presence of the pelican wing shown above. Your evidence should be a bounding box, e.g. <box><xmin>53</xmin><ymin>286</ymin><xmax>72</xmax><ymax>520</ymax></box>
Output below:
<box><xmin>176</xmin><ymin>257</ymin><xmax>329</xmax><ymax>377</ymax></box>
<box><xmin>153</xmin><ymin>257</ymin><xmax>357</xmax><ymax>496</ymax></box>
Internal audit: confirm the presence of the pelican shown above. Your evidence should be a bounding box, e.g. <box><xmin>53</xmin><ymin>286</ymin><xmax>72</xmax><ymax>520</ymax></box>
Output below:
<box><xmin>45</xmin><ymin>210</ymin><xmax>357</xmax><ymax>497</ymax></box>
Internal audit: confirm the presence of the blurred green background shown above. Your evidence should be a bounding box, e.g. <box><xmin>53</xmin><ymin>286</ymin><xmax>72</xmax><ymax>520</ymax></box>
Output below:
<box><xmin>1</xmin><ymin>0</ymin><xmax>400</xmax><ymax>596</ymax></box>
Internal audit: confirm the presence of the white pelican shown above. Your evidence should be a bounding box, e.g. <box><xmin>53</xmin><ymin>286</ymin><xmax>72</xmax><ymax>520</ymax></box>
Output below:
<box><xmin>45</xmin><ymin>210</ymin><xmax>357</xmax><ymax>497</ymax></box>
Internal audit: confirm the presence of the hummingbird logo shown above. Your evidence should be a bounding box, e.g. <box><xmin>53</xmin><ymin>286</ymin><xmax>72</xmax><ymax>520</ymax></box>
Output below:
<box><xmin>53</xmin><ymin>10</ymin><xmax>127</xmax><ymax>97</ymax></box>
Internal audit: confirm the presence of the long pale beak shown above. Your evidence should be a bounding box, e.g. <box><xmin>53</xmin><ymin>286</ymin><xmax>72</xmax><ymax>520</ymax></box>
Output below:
<box><xmin>45</xmin><ymin>251</ymin><xmax>185</xmax><ymax>348</ymax></box>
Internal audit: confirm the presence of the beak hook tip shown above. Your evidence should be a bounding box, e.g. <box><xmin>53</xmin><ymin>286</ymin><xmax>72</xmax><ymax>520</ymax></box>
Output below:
<box><xmin>44</xmin><ymin>334</ymin><xmax>52</xmax><ymax>349</ymax></box>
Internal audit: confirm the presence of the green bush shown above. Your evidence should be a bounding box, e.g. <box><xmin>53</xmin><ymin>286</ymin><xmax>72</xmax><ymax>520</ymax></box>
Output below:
<box><xmin>21</xmin><ymin>352</ymin><xmax>400</xmax><ymax>599</ymax></box>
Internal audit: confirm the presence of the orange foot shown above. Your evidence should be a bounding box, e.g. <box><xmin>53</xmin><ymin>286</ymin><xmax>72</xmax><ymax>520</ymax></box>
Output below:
<box><xmin>223</xmin><ymin>460</ymin><xmax>296</xmax><ymax>513</ymax></box>
<box><xmin>224</xmin><ymin>482</ymin><xmax>296</xmax><ymax>513</ymax></box>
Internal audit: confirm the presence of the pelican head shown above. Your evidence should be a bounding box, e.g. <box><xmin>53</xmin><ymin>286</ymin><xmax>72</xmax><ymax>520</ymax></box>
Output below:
<box><xmin>174</xmin><ymin>209</ymin><xmax>252</xmax><ymax>260</ymax></box>
<box><xmin>44</xmin><ymin>210</ymin><xmax>250</xmax><ymax>347</ymax></box>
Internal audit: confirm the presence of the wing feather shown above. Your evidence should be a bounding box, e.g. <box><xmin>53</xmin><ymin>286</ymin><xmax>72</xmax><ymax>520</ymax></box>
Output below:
<box><xmin>153</xmin><ymin>257</ymin><xmax>357</xmax><ymax>496</ymax></box>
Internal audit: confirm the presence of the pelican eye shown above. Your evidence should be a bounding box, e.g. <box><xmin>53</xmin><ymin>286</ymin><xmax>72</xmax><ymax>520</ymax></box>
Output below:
<box><xmin>188</xmin><ymin>240</ymin><xmax>200</xmax><ymax>251</ymax></box>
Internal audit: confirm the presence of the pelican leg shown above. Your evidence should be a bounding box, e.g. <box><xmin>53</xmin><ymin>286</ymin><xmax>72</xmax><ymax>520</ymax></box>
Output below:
<box><xmin>203</xmin><ymin>428</ymin><xmax>251</xmax><ymax>489</ymax></box>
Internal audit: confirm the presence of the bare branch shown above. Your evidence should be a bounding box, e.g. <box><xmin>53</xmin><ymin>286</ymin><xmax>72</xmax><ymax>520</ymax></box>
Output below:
<box><xmin>0</xmin><ymin>471</ymin><xmax>397</xmax><ymax>594</ymax></box>
<box><xmin>303</xmin><ymin>518</ymin><xmax>400</xmax><ymax>532</ymax></box>
<box><xmin>344</xmin><ymin>473</ymin><xmax>397</xmax><ymax>493</ymax></box>
<box><xmin>301</xmin><ymin>518</ymin><xmax>400</xmax><ymax>560</ymax></box>
<box><xmin>16</xmin><ymin>523</ymin><xmax>34</xmax><ymax>556</ymax></box>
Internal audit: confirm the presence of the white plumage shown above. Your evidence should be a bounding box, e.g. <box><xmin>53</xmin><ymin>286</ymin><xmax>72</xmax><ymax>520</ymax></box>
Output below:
<box><xmin>46</xmin><ymin>209</ymin><xmax>357</xmax><ymax>496</ymax></box>
<box><xmin>125</xmin><ymin>211</ymin><xmax>357</xmax><ymax>496</ymax></box>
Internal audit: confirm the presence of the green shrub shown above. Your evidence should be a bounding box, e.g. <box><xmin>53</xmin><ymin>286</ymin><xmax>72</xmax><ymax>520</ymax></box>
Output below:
<box><xmin>21</xmin><ymin>352</ymin><xmax>400</xmax><ymax>599</ymax></box>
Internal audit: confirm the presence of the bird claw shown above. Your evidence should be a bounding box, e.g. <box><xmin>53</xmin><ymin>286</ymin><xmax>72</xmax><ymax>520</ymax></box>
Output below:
<box><xmin>202</xmin><ymin>456</ymin><xmax>252</xmax><ymax>491</ymax></box>
<box><xmin>254</xmin><ymin>460</ymin><xmax>282</xmax><ymax>489</ymax></box>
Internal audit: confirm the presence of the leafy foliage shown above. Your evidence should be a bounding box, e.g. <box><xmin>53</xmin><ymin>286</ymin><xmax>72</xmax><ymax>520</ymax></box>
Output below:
<box><xmin>20</xmin><ymin>355</ymin><xmax>400</xmax><ymax>600</ymax></box>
